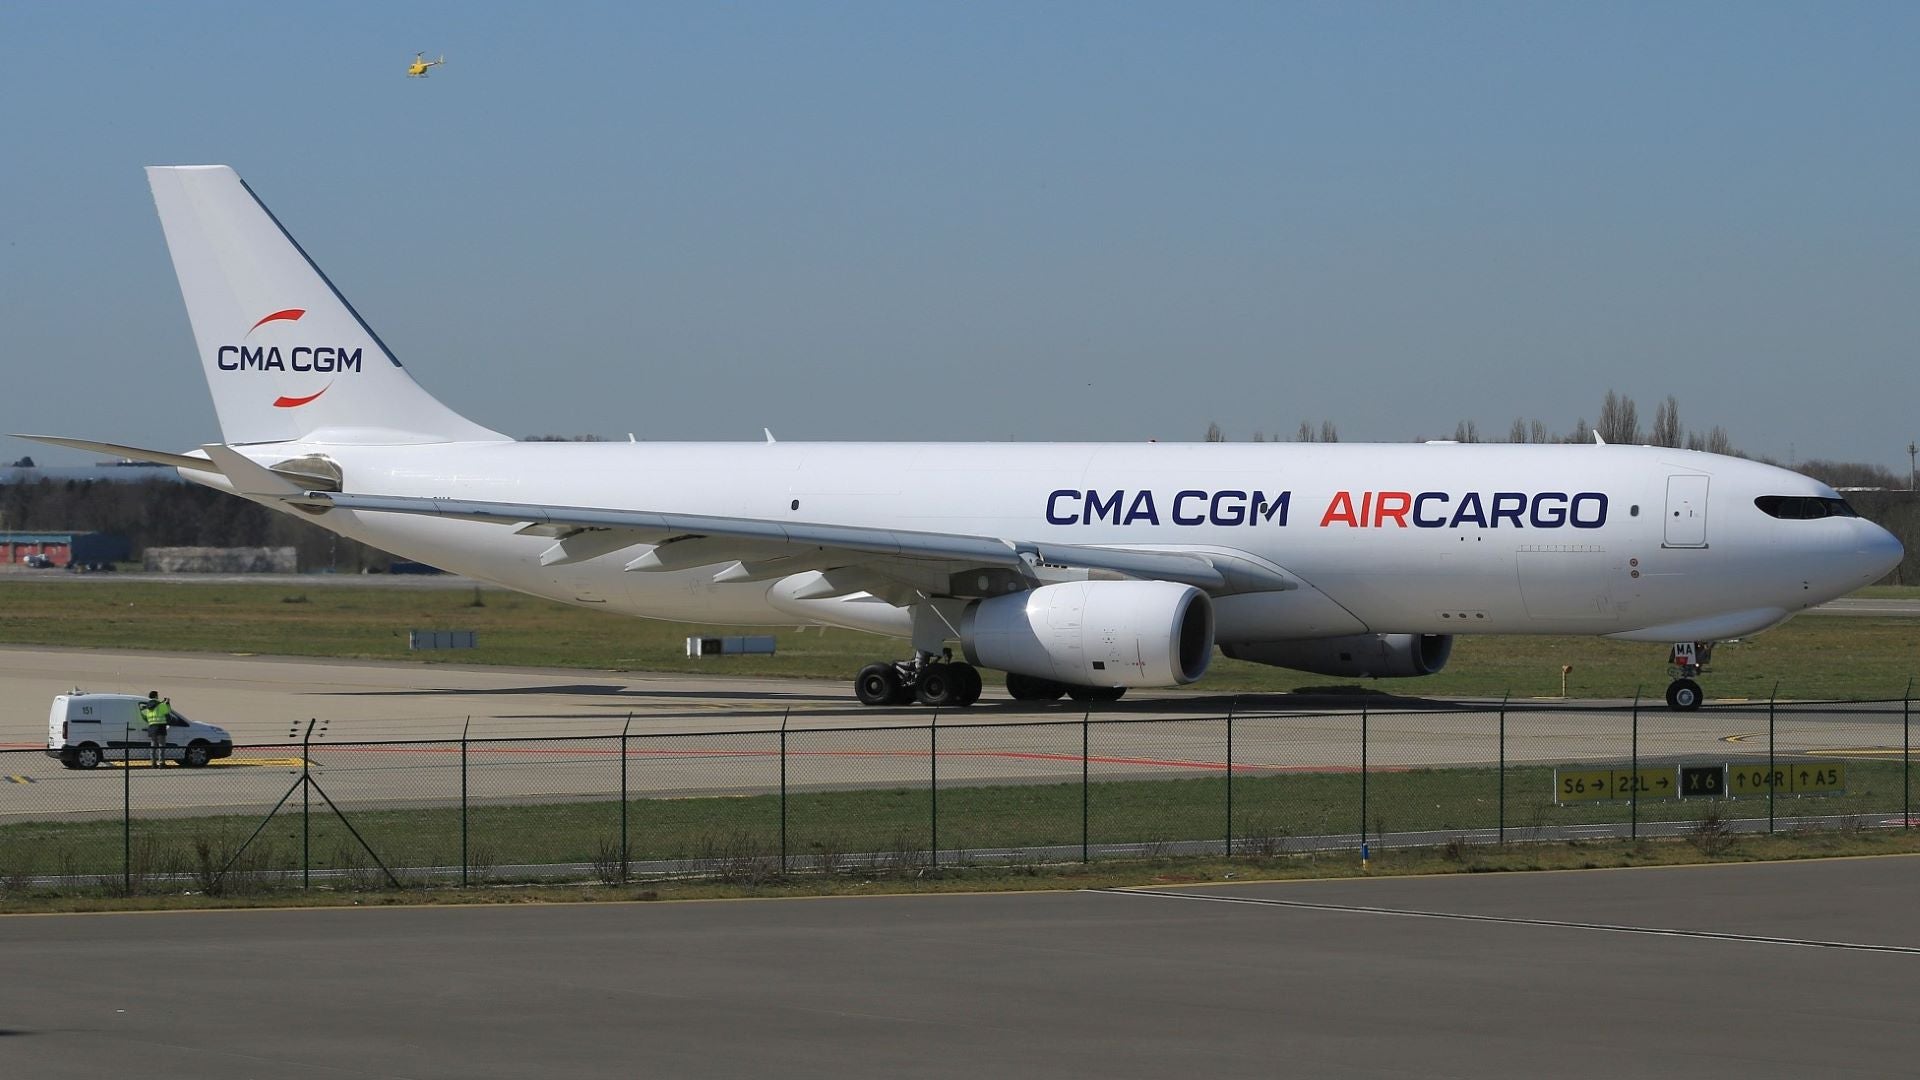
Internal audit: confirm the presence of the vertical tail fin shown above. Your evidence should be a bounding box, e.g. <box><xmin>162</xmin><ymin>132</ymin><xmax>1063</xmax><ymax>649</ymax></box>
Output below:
<box><xmin>146</xmin><ymin>165</ymin><xmax>505</xmax><ymax>445</ymax></box>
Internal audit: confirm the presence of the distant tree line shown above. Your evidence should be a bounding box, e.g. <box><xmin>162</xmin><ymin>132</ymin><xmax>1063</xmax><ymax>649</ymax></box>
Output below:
<box><xmin>1203</xmin><ymin>390</ymin><xmax>1908</xmax><ymax>475</ymax></box>
<box><xmin>1211</xmin><ymin>421</ymin><xmax>1341</xmax><ymax>443</ymax></box>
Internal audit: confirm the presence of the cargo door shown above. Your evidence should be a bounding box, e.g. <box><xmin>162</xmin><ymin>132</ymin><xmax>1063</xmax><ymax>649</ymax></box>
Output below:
<box><xmin>1664</xmin><ymin>475</ymin><xmax>1709</xmax><ymax>548</ymax></box>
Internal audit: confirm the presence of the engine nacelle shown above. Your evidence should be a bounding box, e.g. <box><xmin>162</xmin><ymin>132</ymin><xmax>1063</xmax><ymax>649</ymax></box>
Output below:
<box><xmin>961</xmin><ymin>581</ymin><xmax>1214</xmax><ymax>687</ymax></box>
<box><xmin>1220</xmin><ymin>633</ymin><xmax>1453</xmax><ymax>678</ymax></box>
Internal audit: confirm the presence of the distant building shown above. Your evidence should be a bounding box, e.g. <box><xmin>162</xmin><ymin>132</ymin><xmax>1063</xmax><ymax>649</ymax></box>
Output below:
<box><xmin>1</xmin><ymin>532</ymin><xmax>132</xmax><ymax>568</ymax></box>
<box><xmin>143</xmin><ymin>546</ymin><xmax>298</xmax><ymax>573</ymax></box>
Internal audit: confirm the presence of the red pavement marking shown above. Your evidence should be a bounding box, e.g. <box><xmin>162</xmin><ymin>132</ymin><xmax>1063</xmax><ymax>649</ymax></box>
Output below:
<box><xmin>256</xmin><ymin>743</ymin><xmax>1392</xmax><ymax>774</ymax></box>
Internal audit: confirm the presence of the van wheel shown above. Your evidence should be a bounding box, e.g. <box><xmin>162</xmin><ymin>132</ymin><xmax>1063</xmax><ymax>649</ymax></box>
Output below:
<box><xmin>184</xmin><ymin>741</ymin><xmax>212</xmax><ymax>768</ymax></box>
<box><xmin>73</xmin><ymin>744</ymin><xmax>103</xmax><ymax>770</ymax></box>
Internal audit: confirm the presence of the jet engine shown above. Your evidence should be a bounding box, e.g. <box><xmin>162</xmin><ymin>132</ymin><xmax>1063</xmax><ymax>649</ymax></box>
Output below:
<box><xmin>1220</xmin><ymin>633</ymin><xmax>1453</xmax><ymax>678</ymax></box>
<box><xmin>961</xmin><ymin>581</ymin><xmax>1214</xmax><ymax>687</ymax></box>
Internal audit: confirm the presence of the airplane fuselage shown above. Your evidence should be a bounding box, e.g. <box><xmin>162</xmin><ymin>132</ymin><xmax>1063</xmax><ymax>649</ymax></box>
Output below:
<box><xmin>196</xmin><ymin>438</ymin><xmax>1896</xmax><ymax>646</ymax></box>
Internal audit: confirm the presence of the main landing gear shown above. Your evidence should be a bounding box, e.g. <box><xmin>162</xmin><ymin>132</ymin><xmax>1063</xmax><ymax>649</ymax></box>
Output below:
<box><xmin>1005</xmin><ymin>672</ymin><xmax>1126</xmax><ymax>704</ymax></box>
<box><xmin>854</xmin><ymin>653</ymin><xmax>983</xmax><ymax>708</ymax></box>
<box><xmin>1664</xmin><ymin>641</ymin><xmax>1714</xmax><ymax>711</ymax></box>
<box><xmin>850</xmin><ymin>655</ymin><xmax>1129</xmax><ymax>707</ymax></box>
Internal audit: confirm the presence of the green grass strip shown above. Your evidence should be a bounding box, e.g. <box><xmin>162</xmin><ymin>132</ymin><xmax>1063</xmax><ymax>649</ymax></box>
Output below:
<box><xmin>3</xmin><ymin>762</ymin><xmax>1908</xmax><ymax>880</ymax></box>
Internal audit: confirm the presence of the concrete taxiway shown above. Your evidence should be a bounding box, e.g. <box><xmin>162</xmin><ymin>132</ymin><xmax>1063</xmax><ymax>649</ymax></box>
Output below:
<box><xmin>0</xmin><ymin>646</ymin><xmax>1908</xmax><ymax>821</ymax></box>
<box><xmin>0</xmin><ymin>856</ymin><xmax>1914</xmax><ymax>1079</ymax></box>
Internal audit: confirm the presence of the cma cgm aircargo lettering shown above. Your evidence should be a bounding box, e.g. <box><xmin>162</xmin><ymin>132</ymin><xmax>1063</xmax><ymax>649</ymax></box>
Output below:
<box><xmin>16</xmin><ymin>166</ymin><xmax>1902</xmax><ymax>720</ymax></box>
<box><xmin>1044</xmin><ymin>489</ymin><xmax>1606</xmax><ymax>529</ymax></box>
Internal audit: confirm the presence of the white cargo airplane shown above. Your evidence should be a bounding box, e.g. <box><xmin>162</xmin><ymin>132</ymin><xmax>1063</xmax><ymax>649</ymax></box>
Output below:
<box><xmin>17</xmin><ymin>166</ymin><xmax>1904</xmax><ymax>711</ymax></box>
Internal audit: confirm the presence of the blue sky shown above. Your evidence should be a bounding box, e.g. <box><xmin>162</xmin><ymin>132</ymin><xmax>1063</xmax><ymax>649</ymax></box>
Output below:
<box><xmin>3</xmin><ymin>2</ymin><xmax>1915</xmax><ymax>466</ymax></box>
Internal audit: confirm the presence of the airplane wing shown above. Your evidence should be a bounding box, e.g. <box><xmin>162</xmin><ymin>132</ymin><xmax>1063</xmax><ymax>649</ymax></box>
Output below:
<box><xmin>13</xmin><ymin>437</ymin><xmax>1294</xmax><ymax>600</ymax></box>
<box><xmin>260</xmin><ymin>482</ymin><xmax>1292</xmax><ymax>598</ymax></box>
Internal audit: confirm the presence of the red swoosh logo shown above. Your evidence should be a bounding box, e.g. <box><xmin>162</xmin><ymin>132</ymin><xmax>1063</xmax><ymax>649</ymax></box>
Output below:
<box><xmin>272</xmin><ymin>384</ymin><xmax>330</xmax><ymax>408</ymax></box>
<box><xmin>248</xmin><ymin>308</ymin><xmax>306</xmax><ymax>334</ymax></box>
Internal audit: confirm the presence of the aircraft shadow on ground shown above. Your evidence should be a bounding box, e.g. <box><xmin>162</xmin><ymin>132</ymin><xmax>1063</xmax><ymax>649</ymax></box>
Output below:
<box><xmin>312</xmin><ymin>684</ymin><xmax>819</xmax><ymax>702</ymax></box>
<box><xmin>299</xmin><ymin>682</ymin><xmax>1657</xmax><ymax>716</ymax></box>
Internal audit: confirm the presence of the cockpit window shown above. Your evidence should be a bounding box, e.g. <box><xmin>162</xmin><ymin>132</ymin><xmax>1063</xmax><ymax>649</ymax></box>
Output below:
<box><xmin>1754</xmin><ymin>495</ymin><xmax>1860</xmax><ymax>520</ymax></box>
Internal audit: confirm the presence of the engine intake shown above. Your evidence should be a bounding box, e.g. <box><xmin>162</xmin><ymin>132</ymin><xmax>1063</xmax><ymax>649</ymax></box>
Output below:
<box><xmin>1220</xmin><ymin>633</ymin><xmax>1453</xmax><ymax>678</ymax></box>
<box><xmin>962</xmin><ymin>581</ymin><xmax>1213</xmax><ymax>687</ymax></box>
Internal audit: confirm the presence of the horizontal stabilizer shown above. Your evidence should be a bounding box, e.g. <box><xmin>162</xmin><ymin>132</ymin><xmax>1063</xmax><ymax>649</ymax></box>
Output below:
<box><xmin>10</xmin><ymin>435</ymin><xmax>213</xmax><ymax>473</ymax></box>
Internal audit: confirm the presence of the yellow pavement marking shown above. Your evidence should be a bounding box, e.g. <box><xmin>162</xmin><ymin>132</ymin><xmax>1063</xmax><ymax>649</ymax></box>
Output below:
<box><xmin>1722</xmin><ymin>731</ymin><xmax>1902</xmax><ymax>758</ymax></box>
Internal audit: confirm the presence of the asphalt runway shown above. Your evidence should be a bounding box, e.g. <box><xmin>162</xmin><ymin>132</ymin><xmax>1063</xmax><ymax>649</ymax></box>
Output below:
<box><xmin>1</xmin><ymin>856</ymin><xmax>1915</xmax><ymax>1079</ymax></box>
<box><xmin>0</xmin><ymin>646</ymin><xmax>1909</xmax><ymax>821</ymax></box>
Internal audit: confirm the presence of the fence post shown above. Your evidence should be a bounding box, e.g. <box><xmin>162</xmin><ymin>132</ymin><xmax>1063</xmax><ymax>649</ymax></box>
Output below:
<box><xmin>1498</xmin><ymin>691</ymin><xmax>1508</xmax><ymax>845</ymax></box>
<box><xmin>619</xmin><ymin>712</ymin><xmax>632</xmax><ymax>884</ymax></box>
<box><xmin>929</xmin><ymin>710</ymin><xmax>938</xmax><ymax>868</ymax></box>
<box><xmin>1768</xmin><ymin>682</ymin><xmax>1778</xmax><ymax>834</ymax></box>
<box><xmin>1360</xmin><ymin>702</ymin><xmax>1369</xmax><ymax>863</ymax></box>
<box><xmin>460</xmin><ymin>716</ymin><xmax>470</xmax><ymax>887</ymax></box>
<box><xmin>303</xmin><ymin>718</ymin><xmax>314</xmax><ymax>890</ymax></box>
<box><xmin>1082</xmin><ymin>707</ymin><xmax>1091</xmax><ymax>864</ymax></box>
<box><xmin>122</xmin><ymin>726</ymin><xmax>131</xmax><ymax>895</ymax></box>
<box><xmin>1225</xmin><ymin>700</ymin><xmax>1236</xmax><ymax>858</ymax></box>
<box><xmin>779</xmin><ymin>710</ymin><xmax>789</xmax><ymax>874</ymax></box>
<box><xmin>1630</xmin><ymin>688</ymin><xmax>1640</xmax><ymax>841</ymax></box>
<box><xmin>1904</xmin><ymin>677</ymin><xmax>1912</xmax><ymax>829</ymax></box>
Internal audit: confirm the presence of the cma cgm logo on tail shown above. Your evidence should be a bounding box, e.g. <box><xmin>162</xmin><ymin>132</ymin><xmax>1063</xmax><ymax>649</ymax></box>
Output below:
<box><xmin>215</xmin><ymin>308</ymin><xmax>362</xmax><ymax>408</ymax></box>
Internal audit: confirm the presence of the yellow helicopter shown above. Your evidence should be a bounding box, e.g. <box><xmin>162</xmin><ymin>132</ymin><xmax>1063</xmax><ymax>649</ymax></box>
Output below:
<box><xmin>406</xmin><ymin>52</ymin><xmax>445</xmax><ymax>78</ymax></box>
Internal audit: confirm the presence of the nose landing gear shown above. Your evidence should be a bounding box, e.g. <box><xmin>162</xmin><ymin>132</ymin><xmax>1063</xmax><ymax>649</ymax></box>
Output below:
<box><xmin>1665</xmin><ymin>641</ymin><xmax>1713</xmax><ymax>711</ymax></box>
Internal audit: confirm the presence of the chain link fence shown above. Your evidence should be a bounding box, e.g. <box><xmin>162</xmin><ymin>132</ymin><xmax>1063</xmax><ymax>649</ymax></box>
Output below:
<box><xmin>1</xmin><ymin>695</ymin><xmax>1912</xmax><ymax>895</ymax></box>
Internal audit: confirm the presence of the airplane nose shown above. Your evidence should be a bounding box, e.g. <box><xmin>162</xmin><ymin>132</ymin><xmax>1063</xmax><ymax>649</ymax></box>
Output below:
<box><xmin>1857</xmin><ymin>520</ymin><xmax>1905</xmax><ymax>581</ymax></box>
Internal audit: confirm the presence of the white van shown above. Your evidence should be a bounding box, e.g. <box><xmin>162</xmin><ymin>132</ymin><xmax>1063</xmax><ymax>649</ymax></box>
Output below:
<box><xmin>46</xmin><ymin>692</ymin><xmax>235</xmax><ymax>769</ymax></box>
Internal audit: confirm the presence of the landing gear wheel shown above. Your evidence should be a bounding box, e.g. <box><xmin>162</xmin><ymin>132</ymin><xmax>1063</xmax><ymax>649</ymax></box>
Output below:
<box><xmin>1666</xmin><ymin>678</ymin><xmax>1703</xmax><ymax>711</ymax></box>
<box><xmin>855</xmin><ymin>663</ymin><xmax>902</xmax><ymax>707</ymax></box>
<box><xmin>951</xmin><ymin>663</ymin><xmax>982</xmax><ymax>706</ymax></box>
<box><xmin>1005</xmin><ymin>673</ymin><xmax>1066</xmax><ymax>701</ymax></box>
<box><xmin>915</xmin><ymin>663</ymin><xmax>961</xmax><ymax>707</ymax></box>
<box><xmin>1066</xmin><ymin>685</ymin><xmax>1127</xmax><ymax>703</ymax></box>
<box><xmin>888</xmin><ymin>675</ymin><xmax>917</xmax><ymax>705</ymax></box>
